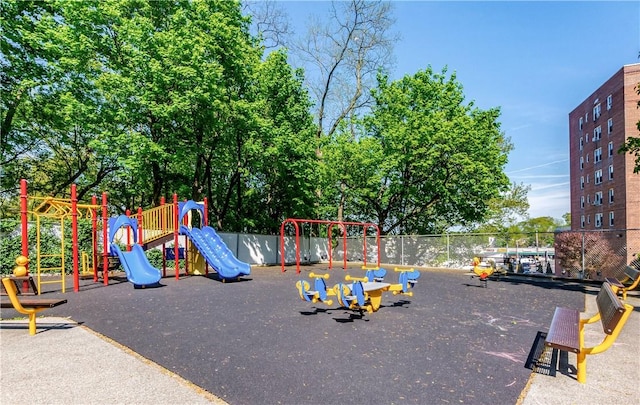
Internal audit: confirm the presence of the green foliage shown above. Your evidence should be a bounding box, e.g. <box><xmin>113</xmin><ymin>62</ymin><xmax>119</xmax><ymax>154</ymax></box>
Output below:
<box><xmin>0</xmin><ymin>219</ymin><xmax>22</xmax><ymax>274</ymax></box>
<box><xmin>2</xmin><ymin>1</ymin><xmax>537</xmax><ymax>236</ymax></box>
<box><xmin>0</xmin><ymin>219</ymin><xmax>95</xmax><ymax>275</ymax></box>
<box><xmin>617</xmin><ymin>81</ymin><xmax>640</xmax><ymax>173</ymax></box>
<box><xmin>334</xmin><ymin>67</ymin><xmax>512</xmax><ymax>234</ymax></box>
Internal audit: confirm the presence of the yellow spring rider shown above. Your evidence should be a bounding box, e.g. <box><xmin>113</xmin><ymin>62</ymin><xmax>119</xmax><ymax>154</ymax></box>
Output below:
<box><xmin>471</xmin><ymin>257</ymin><xmax>495</xmax><ymax>288</ymax></box>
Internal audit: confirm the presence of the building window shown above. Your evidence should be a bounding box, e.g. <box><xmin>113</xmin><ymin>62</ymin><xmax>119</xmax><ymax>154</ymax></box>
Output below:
<box><xmin>608</xmin><ymin>141</ymin><xmax>614</xmax><ymax>157</ymax></box>
<box><xmin>607</xmin><ymin>118</ymin><xmax>613</xmax><ymax>134</ymax></box>
<box><xmin>595</xmin><ymin>213</ymin><xmax>603</xmax><ymax>228</ymax></box>
<box><xmin>579</xmin><ymin>117</ymin><xmax>583</xmax><ymax>131</ymax></box>
<box><xmin>595</xmin><ymin>191</ymin><xmax>603</xmax><ymax>205</ymax></box>
<box><xmin>581</xmin><ymin>215</ymin><xmax>585</xmax><ymax>228</ymax></box>
<box><xmin>580</xmin><ymin>137</ymin><xmax>584</xmax><ymax>151</ymax></box>
<box><xmin>580</xmin><ymin>156</ymin><xmax>584</xmax><ymax>169</ymax></box>
<box><xmin>595</xmin><ymin>169</ymin><xmax>602</xmax><ymax>185</ymax></box>
<box><xmin>593</xmin><ymin>126</ymin><xmax>602</xmax><ymax>141</ymax></box>
<box><xmin>587</xmin><ymin>214</ymin><xmax>591</xmax><ymax>224</ymax></box>
<box><xmin>607</xmin><ymin>94</ymin><xmax>612</xmax><ymax>110</ymax></box>
<box><xmin>587</xmin><ymin>194</ymin><xmax>591</xmax><ymax>204</ymax></box>
<box><xmin>586</xmin><ymin>174</ymin><xmax>590</xmax><ymax>184</ymax></box>
<box><xmin>586</xmin><ymin>154</ymin><xmax>590</xmax><ymax>163</ymax></box>
<box><xmin>585</xmin><ymin>112</ymin><xmax>589</xmax><ymax>122</ymax></box>
<box><xmin>593</xmin><ymin>103</ymin><xmax>601</xmax><ymax>121</ymax></box>
<box><xmin>581</xmin><ymin>195</ymin><xmax>585</xmax><ymax>208</ymax></box>
<box><xmin>609</xmin><ymin>212</ymin><xmax>614</xmax><ymax>227</ymax></box>
<box><xmin>581</xmin><ymin>176</ymin><xmax>584</xmax><ymax>189</ymax></box>
<box><xmin>594</xmin><ymin>147</ymin><xmax>602</xmax><ymax>163</ymax></box>
<box><xmin>608</xmin><ymin>165</ymin><xmax>614</xmax><ymax>180</ymax></box>
<box><xmin>608</xmin><ymin>188</ymin><xmax>614</xmax><ymax>204</ymax></box>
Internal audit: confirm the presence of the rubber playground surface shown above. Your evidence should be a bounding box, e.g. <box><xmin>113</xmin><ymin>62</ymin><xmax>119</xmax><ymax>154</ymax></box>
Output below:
<box><xmin>7</xmin><ymin>265</ymin><xmax>585</xmax><ymax>404</ymax></box>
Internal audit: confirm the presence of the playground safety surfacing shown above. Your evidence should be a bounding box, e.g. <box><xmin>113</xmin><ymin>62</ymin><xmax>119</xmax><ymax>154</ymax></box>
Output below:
<box><xmin>12</xmin><ymin>264</ymin><xmax>585</xmax><ymax>404</ymax></box>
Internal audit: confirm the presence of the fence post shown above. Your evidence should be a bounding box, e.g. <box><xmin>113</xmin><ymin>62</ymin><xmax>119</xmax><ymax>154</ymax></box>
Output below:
<box><xmin>581</xmin><ymin>232</ymin><xmax>586</xmax><ymax>279</ymax></box>
<box><xmin>446</xmin><ymin>233</ymin><xmax>450</xmax><ymax>265</ymax></box>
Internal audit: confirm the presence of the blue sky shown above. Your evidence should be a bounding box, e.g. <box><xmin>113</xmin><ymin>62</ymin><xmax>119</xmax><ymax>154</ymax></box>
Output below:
<box><xmin>275</xmin><ymin>1</ymin><xmax>640</xmax><ymax>221</ymax></box>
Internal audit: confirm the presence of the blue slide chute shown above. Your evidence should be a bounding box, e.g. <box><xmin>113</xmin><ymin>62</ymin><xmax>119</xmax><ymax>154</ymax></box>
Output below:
<box><xmin>110</xmin><ymin>244</ymin><xmax>162</xmax><ymax>287</ymax></box>
<box><xmin>108</xmin><ymin>215</ymin><xmax>162</xmax><ymax>287</ymax></box>
<box><xmin>179</xmin><ymin>225</ymin><xmax>250</xmax><ymax>280</ymax></box>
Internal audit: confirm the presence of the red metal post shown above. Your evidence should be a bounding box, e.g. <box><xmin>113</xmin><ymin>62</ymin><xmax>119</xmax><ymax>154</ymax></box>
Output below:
<box><xmin>20</xmin><ymin>179</ymin><xmax>29</xmax><ymax>272</ymax></box>
<box><xmin>19</xmin><ymin>179</ymin><xmax>31</xmax><ymax>292</ymax></box>
<box><xmin>173</xmin><ymin>194</ymin><xmax>179</xmax><ymax>279</ymax></box>
<box><xmin>203</xmin><ymin>197</ymin><xmax>208</xmax><ymax>227</ymax></box>
<box><xmin>71</xmin><ymin>184</ymin><xmax>79</xmax><ymax>292</ymax></box>
<box><xmin>91</xmin><ymin>195</ymin><xmax>98</xmax><ymax>282</ymax></box>
<box><xmin>280</xmin><ymin>219</ymin><xmax>301</xmax><ymax>273</ymax></box>
<box><xmin>102</xmin><ymin>192</ymin><xmax>109</xmax><ymax>285</ymax></box>
<box><xmin>328</xmin><ymin>223</ymin><xmax>334</xmax><ymax>270</ymax></box>
<box><xmin>137</xmin><ymin>207</ymin><xmax>143</xmax><ymax>246</ymax></box>
<box><xmin>342</xmin><ymin>224</ymin><xmax>347</xmax><ymax>270</ymax></box>
<box><xmin>125</xmin><ymin>209</ymin><xmax>131</xmax><ymax>251</ymax></box>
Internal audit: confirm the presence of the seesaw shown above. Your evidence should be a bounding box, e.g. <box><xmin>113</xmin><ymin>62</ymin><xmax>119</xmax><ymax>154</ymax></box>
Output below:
<box><xmin>295</xmin><ymin>267</ymin><xmax>421</xmax><ymax>313</ymax></box>
<box><xmin>295</xmin><ymin>272</ymin><xmax>334</xmax><ymax>305</ymax></box>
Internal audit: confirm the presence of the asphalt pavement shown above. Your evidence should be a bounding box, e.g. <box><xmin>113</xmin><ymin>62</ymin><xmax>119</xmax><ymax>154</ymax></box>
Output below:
<box><xmin>1</xmin><ymin>267</ymin><xmax>638</xmax><ymax>405</ymax></box>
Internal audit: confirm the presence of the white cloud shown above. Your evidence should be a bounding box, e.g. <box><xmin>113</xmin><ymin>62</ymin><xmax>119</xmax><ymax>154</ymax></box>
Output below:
<box><xmin>527</xmin><ymin>186</ymin><xmax>570</xmax><ymax>219</ymax></box>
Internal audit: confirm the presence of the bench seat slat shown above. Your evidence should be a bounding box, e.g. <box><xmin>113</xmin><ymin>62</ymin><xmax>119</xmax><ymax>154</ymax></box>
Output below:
<box><xmin>1</xmin><ymin>299</ymin><xmax>67</xmax><ymax>309</ymax></box>
<box><xmin>545</xmin><ymin>307</ymin><xmax>580</xmax><ymax>353</ymax></box>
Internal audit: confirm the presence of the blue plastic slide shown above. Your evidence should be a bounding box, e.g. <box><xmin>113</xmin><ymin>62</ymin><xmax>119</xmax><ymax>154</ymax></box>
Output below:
<box><xmin>201</xmin><ymin>227</ymin><xmax>250</xmax><ymax>276</ymax></box>
<box><xmin>179</xmin><ymin>225</ymin><xmax>250</xmax><ymax>280</ymax></box>
<box><xmin>110</xmin><ymin>244</ymin><xmax>162</xmax><ymax>287</ymax></box>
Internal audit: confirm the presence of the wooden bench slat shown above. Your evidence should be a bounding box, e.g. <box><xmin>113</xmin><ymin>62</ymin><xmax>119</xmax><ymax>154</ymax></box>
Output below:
<box><xmin>545</xmin><ymin>307</ymin><xmax>580</xmax><ymax>353</ymax></box>
<box><xmin>1</xmin><ymin>299</ymin><xmax>67</xmax><ymax>309</ymax></box>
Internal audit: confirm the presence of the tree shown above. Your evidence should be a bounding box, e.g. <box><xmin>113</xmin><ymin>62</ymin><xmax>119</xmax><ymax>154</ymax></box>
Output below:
<box><xmin>555</xmin><ymin>231</ymin><xmax>621</xmax><ymax>279</ymax></box>
<box><xmin>518</xmin><ymin>216</ymin><xmax>563</xmax><ymax>247</ymax></box>
<box><xmin>618</xmin><ymin>81</ymin><xmax>640</xmax><ymax>173</ymax></box>
<box><xmin>0</xmin><ymin>0</ymin><xmax>123</xmax><ymax>210</ymax></box>
<box><xmin>243</xmin><ymin>0</ymin><xmax>291</xmax><ymax>50</ymax></box>
<box><xmin>239</xmin><ymin>50</ymin><xmax>319</xmax><ymax>233</ymax></box>
<box><xmin>292</xmin><ymin>0</ymin><xmax>398</xmax><ymax>142</ymax></box>
<box><xmin>474</xmin><ymin>182</ymin><xmax>530</xmax><ymax>232</ymax></box>
<box><xmin>338</xmin><ymin>68</ymin><xmax>512</xmax><ymax>234</ymax></box>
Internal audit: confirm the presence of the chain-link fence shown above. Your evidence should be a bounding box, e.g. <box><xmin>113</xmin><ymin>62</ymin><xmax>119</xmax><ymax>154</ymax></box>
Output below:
<box><xmin>335</xmin><ymin>229</ymin><xmax>640</xmax><ymax>281</ymax></box>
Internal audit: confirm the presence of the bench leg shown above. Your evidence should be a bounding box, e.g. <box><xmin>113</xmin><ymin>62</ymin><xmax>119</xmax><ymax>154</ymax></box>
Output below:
<box><xmin>29</xmin><ymin>313</ymin><xmax>37</xmax><ymax>335</ymax></box>
<box><xmin>576</xmin><ymin>352</ymin><xmax>586</xmax><ymax>383</ymax></box>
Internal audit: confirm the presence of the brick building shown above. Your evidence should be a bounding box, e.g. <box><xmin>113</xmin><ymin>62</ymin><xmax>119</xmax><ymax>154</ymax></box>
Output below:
<box><xmin>568</xmin><ymin>63</ymin><xmax>640</xmax><ymax>265</ymax></box>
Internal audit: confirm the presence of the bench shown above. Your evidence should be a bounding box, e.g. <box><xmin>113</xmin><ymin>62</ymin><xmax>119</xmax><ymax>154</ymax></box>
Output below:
<box><xmin>543</xmin><ymin>282</ymin><xmax>633</xmax><ymax>383</ymax></box>
<box><xmin>605</xmin><ymin>265</ymin><xmax>640</xmax><ymax>300</ymax></box>
<box><xmin>1</xmin><ymin>278</ymin><xmax>67</xmax><ymax>335</ymax></box>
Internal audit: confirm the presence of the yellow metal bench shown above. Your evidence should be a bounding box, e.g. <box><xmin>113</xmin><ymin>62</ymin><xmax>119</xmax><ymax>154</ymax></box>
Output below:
<box><xmin>1</xmin><ymin>278</ymin><xmax>67</xmax><ymax>335</ymax></box>
<box><xmin>543</xmin><ymin>282</ymin><xmax>633</xmax><ymax>383</ymax></box>
<box><xmin>605</xmin><ymin>265</ymin><xmax>640</xmax><ymax>300</ymax></box>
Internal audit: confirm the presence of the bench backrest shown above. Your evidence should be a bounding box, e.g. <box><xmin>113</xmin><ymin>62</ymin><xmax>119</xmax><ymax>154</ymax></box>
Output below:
<box><xmin>1</xmin><ymin>278</ymin><xmax>27</xmax><ymax>313</ymax></box>
<box><xmin>623</xmin><ymin>266</ymin><xmax>640</xmax><ymax>282</ymax></box>
<box><xmin>596</xmin><ymin>282</ymin><xmax>626</xmax><ymax>335</ymax></box>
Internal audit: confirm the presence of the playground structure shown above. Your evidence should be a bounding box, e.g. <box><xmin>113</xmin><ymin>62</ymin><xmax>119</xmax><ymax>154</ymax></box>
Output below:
<box><xmin>295</xmin><ymin>266</ymin><xmax>420</xmax><ymax>313</ymax></box>
<box><xmin>17</xmin><ymin>179</ymin><xmax>250</xmax><ymax>293</ymax></box>
<box><xmin>280</xmin><ymin>218</ymin><xmax>381</xmax><ymax>273</ymax></box>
